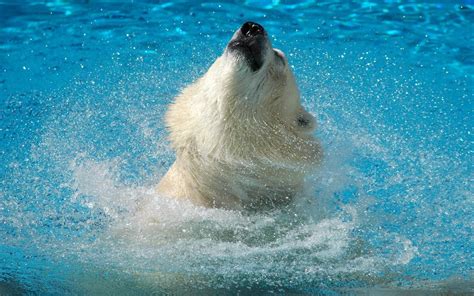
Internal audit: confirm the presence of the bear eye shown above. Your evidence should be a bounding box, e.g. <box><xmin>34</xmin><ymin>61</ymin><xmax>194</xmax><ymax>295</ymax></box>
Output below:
<box><xmin>297</xmin><ymin>116</ymin><xmax>309</xmax><ymax>127</ymax></box>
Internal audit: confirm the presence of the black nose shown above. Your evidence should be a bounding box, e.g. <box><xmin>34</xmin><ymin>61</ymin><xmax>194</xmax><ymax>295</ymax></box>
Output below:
<box><xmin>240</xmin><ymin>22</ymin><xmax>264</xmax><ymax>37</ymax></box>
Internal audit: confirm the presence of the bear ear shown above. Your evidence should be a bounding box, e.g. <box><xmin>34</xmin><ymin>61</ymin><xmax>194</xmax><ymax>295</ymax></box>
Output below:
<box><xmin>294</xmin><ymin>108</ymin><xmax>316</xmax><ymax>133</ymax></box>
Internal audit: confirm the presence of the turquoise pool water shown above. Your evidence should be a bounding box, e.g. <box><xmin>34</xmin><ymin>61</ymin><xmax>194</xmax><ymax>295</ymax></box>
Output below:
<box><xmin>1</xmin><ymin>0</ymin><xmax>473</xmax><ymax>294</ymax></box>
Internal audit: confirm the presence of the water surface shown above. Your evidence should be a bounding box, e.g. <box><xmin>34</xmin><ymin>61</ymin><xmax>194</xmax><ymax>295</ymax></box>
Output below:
<box><xmin>1</xmin><ymin>0</ymin><xmax>473</xmax><ymax>294</ymax></box>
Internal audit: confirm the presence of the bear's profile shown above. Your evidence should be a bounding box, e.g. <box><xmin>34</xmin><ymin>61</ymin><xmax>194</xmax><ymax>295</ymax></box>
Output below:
<box><xmin>157</xmin><ymin>22</ymin><xmax>322</xmax><ymax>210</ymax></box>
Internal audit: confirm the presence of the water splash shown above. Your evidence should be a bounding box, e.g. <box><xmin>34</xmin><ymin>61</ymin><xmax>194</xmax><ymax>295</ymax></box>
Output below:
<box><xmin>1</xmin><ymin>0</ymin><xmax>472</xmax><ymax>294</ymax></box>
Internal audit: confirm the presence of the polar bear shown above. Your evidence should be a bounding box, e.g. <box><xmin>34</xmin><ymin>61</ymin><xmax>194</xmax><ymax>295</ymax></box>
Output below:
<box><xmin>157</xmin><ymin>22</ymin><xmax>322</xmax><ymax>210</ymax></box>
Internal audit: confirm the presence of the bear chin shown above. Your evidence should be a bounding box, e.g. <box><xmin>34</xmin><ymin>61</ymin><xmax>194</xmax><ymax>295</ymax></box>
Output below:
<box><xmin>156</xmin><ymin>22</ymin><xmax>322</xmax><ymax>211</ymax></box>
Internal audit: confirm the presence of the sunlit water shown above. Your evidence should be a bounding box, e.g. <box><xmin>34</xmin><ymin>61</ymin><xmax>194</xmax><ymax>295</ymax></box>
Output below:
<box><xmin>1</xmin><ymin>0</ymin><xmax>473</xmax><ymax>294</ymax></box>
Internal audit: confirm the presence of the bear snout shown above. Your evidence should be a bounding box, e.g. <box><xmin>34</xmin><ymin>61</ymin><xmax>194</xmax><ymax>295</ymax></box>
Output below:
<box><xmin>226</xmin><ymin>22</ymin><xmax>269</xmax><ymax>72</ymax></box>
<box><xmin>240</xmin><ymin>22</ymin><xmax>265</xmax><ymax>37</ymax></box>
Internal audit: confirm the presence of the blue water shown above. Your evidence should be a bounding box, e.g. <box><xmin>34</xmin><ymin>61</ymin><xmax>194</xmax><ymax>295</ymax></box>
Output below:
<box><xmin>1</xmin><ymin>0</ymin><xmax>473</xmax><ymax>294</ymax></box>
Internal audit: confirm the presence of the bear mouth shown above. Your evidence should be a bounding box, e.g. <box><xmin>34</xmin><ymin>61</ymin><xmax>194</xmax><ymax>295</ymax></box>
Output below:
<box><xmin>226</xmin><ymin>22</ymin><xmax>268</xmax><ymax>72</ymax></box>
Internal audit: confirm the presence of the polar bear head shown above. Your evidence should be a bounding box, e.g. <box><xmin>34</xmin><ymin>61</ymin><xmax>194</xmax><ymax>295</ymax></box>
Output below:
<box><xmin>167</xmin><ymin>22</ymin><xmax>319</xmax><ymax>163</ymax></box>
<box><xmin>196</xmin><ymin>22</ymin><xmax>315</xmax><ymax>133</ymax></box>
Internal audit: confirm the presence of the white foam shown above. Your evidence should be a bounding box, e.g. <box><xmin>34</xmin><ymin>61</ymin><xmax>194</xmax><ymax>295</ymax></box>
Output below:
<box><xmin>64</xmin><ymin>156</ymin><xmax>416</xmax><ymax>290</ymax></box>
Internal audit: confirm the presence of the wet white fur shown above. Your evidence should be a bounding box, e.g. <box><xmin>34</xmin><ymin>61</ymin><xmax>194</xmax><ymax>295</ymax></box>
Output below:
<box><xmin>157</xmin><ymin>37</ymin><xmax>322</xmax><ymax>210</ymax></box>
